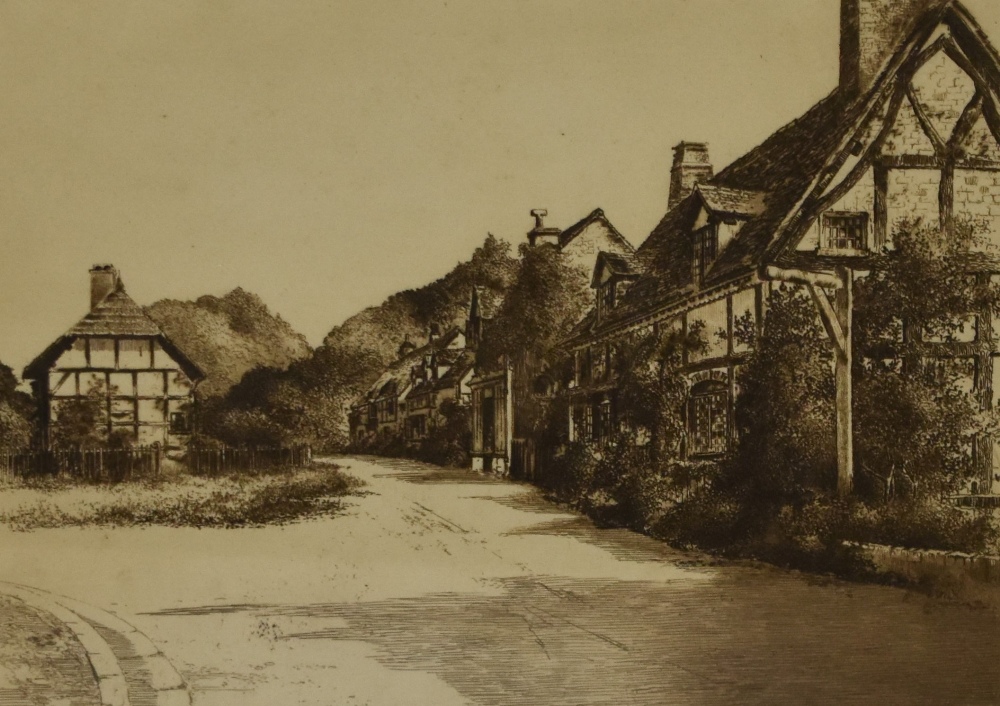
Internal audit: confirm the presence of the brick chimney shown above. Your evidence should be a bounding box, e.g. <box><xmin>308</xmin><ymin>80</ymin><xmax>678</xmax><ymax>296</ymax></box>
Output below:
<box><xmin>527</xmin><ymin>209</ymin><xmax>562</xmax><ymax>247</ymax></box>
<box><xmin>668</xmin><ymin>142</ymin><xmax>713</xmax><ymax>211</ymax></box>
<box><xmin>428</xmin><ymin>322</ymin><xmax>441</xmax><ymax>344</ymax></box>
<box><xmin>89</xmin><ymin>264</ymin><xmax>118</xmax><ymax>311</ymax></box>
<box><xmin>840</xmin><ymin>0</ymin><xmax>951</xmax><ymax>98</ymax></box>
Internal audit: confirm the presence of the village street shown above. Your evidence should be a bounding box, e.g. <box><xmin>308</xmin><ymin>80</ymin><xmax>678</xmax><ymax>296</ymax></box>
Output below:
<box><xmin>3</xmin><ymin>456</ymin><xmax>1000</xmax><ymax>705</ymax></box>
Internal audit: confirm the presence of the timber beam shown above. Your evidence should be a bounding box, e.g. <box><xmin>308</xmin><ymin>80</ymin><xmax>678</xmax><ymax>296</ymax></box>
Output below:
<box><xmin>763</xmin><ymin>264</ymin><xmax>854</xmax><ymax>496</ymax></box>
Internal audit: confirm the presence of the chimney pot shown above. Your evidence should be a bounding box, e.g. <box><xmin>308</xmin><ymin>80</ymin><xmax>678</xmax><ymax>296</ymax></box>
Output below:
<box><xmin>669</xmin><ymin>142</ymin><xmax>713</xmax><ymax>211</ymax></box>
<box><xmin>89</xmin><ymin>264</ymin><xmax>118</xmax><ymax>311</ymax></box>
<box><xmin>527</xmin><ymin>208</ymin><xmax>562</xmax><ymax>248</ymax></box>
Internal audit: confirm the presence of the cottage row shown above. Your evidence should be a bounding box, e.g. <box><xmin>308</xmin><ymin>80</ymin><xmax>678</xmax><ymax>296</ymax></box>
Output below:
<box><xmin>351</xmin><ymin>0</ymin><xmax>1000</xmax><ymax>494</ymax></box>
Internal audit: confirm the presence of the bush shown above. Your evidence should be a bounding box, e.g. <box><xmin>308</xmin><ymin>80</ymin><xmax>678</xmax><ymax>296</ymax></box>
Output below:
<box><xmin>539</xmin><ymin>441</ymin><xmax>598</xmax><ymax>504</ymax></box>
<box><xmin>843</xmin><ymin>499</ymin><xmax>996</xmax><ymax>553</ymax></box>
<box><xmin>417</xmin><ymin>399</ymin><xmax>471</xmax><ymax>468</ymax></box>
<box><xmin>656</xmin><ymin>484</ymin><xmax>996</xmax><ymax>579</ymax></box>
<box><xmin>0</xmin><ymin>463</ymin><xmax>361</xmax><ymax>530</ymax></box>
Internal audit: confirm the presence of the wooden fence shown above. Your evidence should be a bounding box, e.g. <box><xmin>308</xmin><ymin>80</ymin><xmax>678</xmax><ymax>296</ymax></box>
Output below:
<box><xmin>0</xmin><ymin>445</ymin><xmax>162</xmax><ymax>482</ymax></box>
<box><xmin>186</xmin><ymin>444</ymin><xmax>312</xmax><ymax>475</ymax></box>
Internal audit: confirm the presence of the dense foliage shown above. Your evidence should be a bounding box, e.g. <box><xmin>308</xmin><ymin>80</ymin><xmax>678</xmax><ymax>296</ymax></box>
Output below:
<box><xmin>475</xmin><ymin>242</ymin><xmax>592</xmax><ymax>453</ymax></box>
<box><xmin>476</xmin><ymin>243</ymin><xmax>591</xmax><ymax>372</ymax></box>
<box><xmin>657</xmin><ymin>220</ymin><xmax>1000</xmax><ymax>568</ymax></box>
<box><xmin>853</xmin><ymin>220</ymin><xmax>1000</xmax><ymax>501</ymax></box>
<box><xmin>615</xmin><ymin>323</ymin><xmax>706</xmax><ymax>464</ymax></box>
<box><xmin>0</xmin><ymin>363</ymin><xmax>33</xmax><ymax>447</ymax></box>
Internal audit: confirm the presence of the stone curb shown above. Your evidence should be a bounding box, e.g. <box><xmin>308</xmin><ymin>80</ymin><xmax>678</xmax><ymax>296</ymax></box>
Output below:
<box><xmin>0</xmin><ymin>582</ymin><xmax>191</xmax><ymax>706</ymax></box>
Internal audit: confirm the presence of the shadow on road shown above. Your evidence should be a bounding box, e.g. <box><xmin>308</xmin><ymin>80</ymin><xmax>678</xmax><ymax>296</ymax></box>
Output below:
<box><xmin>503</xmin><ymin>515</ymin><xmax>722</xmax><ymax>567</ymax></box>
<box><xmin>147</xmin><ymin>570</ymin><xmax>1000</xmax><ymax>706</ymax></box>
<box><xmin>345</xmin><ymin>456</ymin><xmax>510</xmax><ymax>486</ymax></box>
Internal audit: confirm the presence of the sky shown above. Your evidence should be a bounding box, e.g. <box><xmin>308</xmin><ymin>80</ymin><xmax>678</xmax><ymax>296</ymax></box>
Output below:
<box><xmin>2</xmin><ymin>0</ymin><xmax>1000</xmax><ymax>375</ymax></box>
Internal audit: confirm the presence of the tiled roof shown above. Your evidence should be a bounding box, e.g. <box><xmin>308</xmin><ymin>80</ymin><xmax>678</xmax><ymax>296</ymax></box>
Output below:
<box><xmin>67</xmin><ymin>288</ymin><xmax>163</xmax><ymax>337</ymax></box>
<box><xmin>589</xmin><ymin>250</ymin><xmax>644</xmax><ymax>289</ymax></box>
<box><xmin>695</xmin><ymin>185</ymin><xmax>767</xmax><ymax>218</ymax></box>
<box><xmin>569</xmin><ymin>1</ymin><xmax>995</xmax><ymax>348</ymax></box>
<box><xmin>559</xmin><ymin>209</ymin><xmax>634</xmax><ymax>253</ymax></box>
<box><xmin>361</xmin><ymin>325</ymin><xmax>467</xmax><ymax>402</ymax></box>
<box><xmin>434</xmin><ymin>350</ymin><xmax>475</xmax><ymax>389</ymax></box>
<box><xmin>579</xmin><ymin>83</ymin><xmax>864</xmax><ymax>339</ymax></box>
<box><xmin>602</xmin><ymin>251</ymin><xmax>642</xmax><ymax>276</ymax></box>
<box><xmin>24</xmin><ymin>282</ymin><xmax>205</xmax><ymax>381</ymax></box>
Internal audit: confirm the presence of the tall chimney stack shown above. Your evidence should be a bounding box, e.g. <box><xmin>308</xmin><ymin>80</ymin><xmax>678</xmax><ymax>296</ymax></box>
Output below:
<box><xmin>89</xmin><ymin>265</ymin><xmax>118</xmax><ymax>311</ymax></box>
<box><xmin>840</xmin><ymin>0</ymin><xmax>951</xmax><ymax>98</ymax></box>
<box><xmin>669</xmin><ymin>142</ymin><xmax>713</xmax><ymax>211</ymax></box>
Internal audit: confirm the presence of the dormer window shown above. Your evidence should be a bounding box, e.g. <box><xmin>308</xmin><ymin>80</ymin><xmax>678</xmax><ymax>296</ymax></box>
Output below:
<box><xmin>820</xmin><ymin>212</ymin><xmax>868</xmax><ymax>253</ymax></box>
<box><xmin>592</xmin><ymin>251</ymin><xmax>640</xmax><ymax>322</ymax></box>
<box><xmin>602</xmin><ymin>282</ymin><xmax>615</xmax><ymax>311</ymax></box>
<box><xmin>596</xmin><ymin>281</ymin><xmax>618</xmax><ymax>322</ymax></box>
<box><xmin>694</xmin><ymin>224</ymin><xmax>718</xmax><ymax>284</ymax></box>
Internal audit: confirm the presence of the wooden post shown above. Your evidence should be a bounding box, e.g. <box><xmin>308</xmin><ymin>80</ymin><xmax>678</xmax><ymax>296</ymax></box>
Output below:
<box><xmin>835</xmin><ymin>266</ymin><xmax>854</xmax><ymax>496</ymax></box>
<box><xmin>765</xmin><ymin>265</ymin><xmax>855</xmax><ymax>496</ymax></box>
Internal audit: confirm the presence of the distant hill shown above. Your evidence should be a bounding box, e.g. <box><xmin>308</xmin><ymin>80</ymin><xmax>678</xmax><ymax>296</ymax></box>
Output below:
<box><xmin>146</xmin><ymin>288</ymin><xmax>311</xmax><ymax>397</ymax></box>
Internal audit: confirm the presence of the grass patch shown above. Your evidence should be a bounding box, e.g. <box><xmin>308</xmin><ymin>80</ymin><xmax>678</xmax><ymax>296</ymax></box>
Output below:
<box><xmin>0</xmin><ymin>463</ymin><xmax>363</xmax><ymax>530</ymax></box>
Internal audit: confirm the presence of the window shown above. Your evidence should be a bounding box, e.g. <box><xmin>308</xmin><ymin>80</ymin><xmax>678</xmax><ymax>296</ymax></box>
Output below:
<box><xmin>924</xmin><ymin>357</ymin><xmax>976</xmax><ymax>394</ymax></box>
<box><xmin>689</xmin><ymin>381</ymin><xmax>728</xmax><ymax>456</ymax></box>
<box><xmin>591</xmin><ymin>345</ymin><xmax>607</xmax><ymax>382</ymax></box>
<box><xmin>694</xmin><ymin>225</ymin><xmax>718</xmax><ymax>283</ymax></box>
<box><xmin>169</xmin><ymin>412</ymin><xmax>190</xmax><ymax>434</ymax></box>
<box><xmin>598</xmin><ymin>400</ymin><xmax>612</xmax><ymax>445</ymax></box>
<box><xmin>573</xmin><ymin>404</ymin><xmax>594</xmax><ymax>443</ymax></box>
<box><xmin>821</xmin><ymin>212</ymin><xmax>868</xmax><ymax>252</ymax></box>
<box><xmin>600</xmin><ymin>282</ymin><xmax>615</xmax><ymax>316</ymax></box>
<box><xmin>409</xmin><ymin>415</ymin><xmax>427</xmax><ymax>440</ymax></box>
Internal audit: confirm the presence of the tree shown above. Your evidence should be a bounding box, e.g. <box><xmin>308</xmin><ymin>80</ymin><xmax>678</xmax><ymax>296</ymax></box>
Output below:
<box><xmin>49</xmin><ymin>382</ymin><xmax>108</xmax><ymax>449</ymax></box>
<box><xmin>0</xmin><ymin>363</ymin><xmax>33</xmax><ymax>447</ymax></box>
<box><xmin>475</xmin><ymin>243</ymin><xmax>592</xmax><ymax>450</ymax></box>
<box><xmin>476</xmin><ymin>243</ymin><xmax>592</xmax><ymax>372</ymax></box>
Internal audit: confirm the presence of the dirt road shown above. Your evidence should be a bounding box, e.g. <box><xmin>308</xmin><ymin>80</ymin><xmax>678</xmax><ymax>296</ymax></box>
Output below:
<box><xmin>4</xmin><ymin>455</ymin><xmax>1000</xmax><ymax>705</ymax></box>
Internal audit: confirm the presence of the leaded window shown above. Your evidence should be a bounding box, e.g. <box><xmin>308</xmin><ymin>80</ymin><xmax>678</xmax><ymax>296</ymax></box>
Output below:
<box><xmin>821</xmin><ymin>212</ymin><xmax>868</xmax><ymax>252</ymax></box>
<box><xmin>694</xmin><ymin>225</ymin><xmax>718</xmax><ymax>284</ymax></box>
<box><xmin>598</xmin><ymin>399</ymin><xmax>612</xmax><ymax>445</ymax></box>
<box><xmin>689</xmin><ymin>381</ymin><xmax>728</xmax><ymax>456</ymax></box>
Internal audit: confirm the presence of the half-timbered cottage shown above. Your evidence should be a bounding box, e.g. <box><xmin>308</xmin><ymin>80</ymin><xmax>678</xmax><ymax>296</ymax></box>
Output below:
<box><xmin>24</xmin><ymin>265</ymin><xmax>204</xmax><ymax>450</ymax></box>
<box><xmin>564</xmin><ymin>0</ymin><xmax>1000</xmax><ymax>490</ymax></box>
